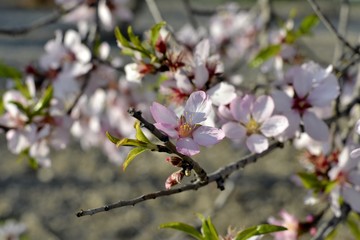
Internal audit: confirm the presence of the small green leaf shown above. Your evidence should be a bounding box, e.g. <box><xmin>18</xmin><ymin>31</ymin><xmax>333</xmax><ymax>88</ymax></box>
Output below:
<box><xmin>235</xmin><ymin>224</ymin><xmax>287</xmax><ymax>240</ymax></box>
<box><xmin>249</xmin><ymin>44</ymin><xmax>281</xmax><ymax>68</ymax></box>
<box><xmin>298</xmin><ymin>14</ymin><xmax>319</xmax><ymax>35</ymax></box>
<box><xmin>0</xmin><ymin>61</ymin><xmax>22</xmax><ymax>79</ymax></box>
<box><xmin>297</xmin><ymin>172</ymin><xmax>324</xmax><ymax>191</ymax></box>
<box><xmin>150</xmin><ymin>21</ymin><xmax>166</xmax><ymax>47</ymax></box>
<box><xmin>347</xmin><ymin>212</ymin><xmax>360</xmax><ymax>239</ymax></box>
<box><xmin>106</xmin><ymin>131</ymin><xmax>121</xmax><ymax>145</ymax></box>
<box><xmin>123</xmin><ymin>147</ymin><xmax>147</xmax><ymax>171</ymax></box>
<box><xmin>28</xmin><ymin>157</ymin><xmax>39</xmax><ymax>170</ymax></box>
<box><xmin>32</xmin><ymin>86</ymin><xmax>53</xmax><ymax>115</ymax></box>
<box><xmin>116</xmin><ymin>138</ymin><xmax>146</xmax><ymax>148</ymax></box>
<box><xmin>160</xmin><ymin>222</ymin><xmax>203</xmax><ymax>240</ymax></box>
<box><xmin>127</xmin><ymin>26</ymin><xmax>144</xmax><ymax>50</ymax></box>
<box><xmin>13</xmin><ymin>78</ymin><xmax>31</xmax><ymax>99</ymax></box>
<box><xmin>114</xmin><ymin>27</ymin><xmax>131</xmax><ymax>48</ymax></box>
<box><xmin>134</xmin><ymin>121</ymin><xmax>150</xmax><ymax>143</ymax></box>
<box><xmin>197</xmin><ymin>214</ymin><xmax>219</xmax><ymax>240</ymax></box>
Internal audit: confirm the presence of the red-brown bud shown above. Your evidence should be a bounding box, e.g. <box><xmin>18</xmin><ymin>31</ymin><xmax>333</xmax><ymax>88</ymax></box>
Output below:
<box><xmin>165</xmin><ymin>170</ymin><xmax>184</xmax><ymax>189</ymax></box>
<box><xmin>166</xmin><ymin>156</ymin><xmax>183</xmax><ymax>167</ymax></box>
<box><xmin>155</xmin><ymin>37</ymin><xmax>167</xmax><ymax>54</ymax></box>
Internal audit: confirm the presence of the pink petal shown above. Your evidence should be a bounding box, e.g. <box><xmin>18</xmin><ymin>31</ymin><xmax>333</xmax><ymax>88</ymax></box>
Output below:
<box><xmin>293</xmin><ymin>69</ymin><xmax>312</xmax><ymax>98</ymax></box>
<box><xmin>194</xmin><ymin>64</ymin><xmax>209</xmax><ymax>89</ymax></box>
<box><xmin>184</xmin><ymin>91</ymin><xmax>211</xmax><ymax>123</ymax></box>
<box><xmin>261</xmin><ymin>115</ymin><xmax>289</xmax><ymax>137</ymax></box>
<box><xmin>218</xmin><ymin>105</ymin><xmax>233</xmax><ymax>121</ymax></box>
<box><xmin>194</xmin><ymin>38</ymin><xmax>210</xmax><ymax>62</ymax></box>
<box><xmin>175</xmin><ymin>71</ymin><xmax>193</xmax><ymax>94</ymax></box>
<box><xmin>350</xmin><ymin>148</ymin><xmax>360</xmax><ymax>159</ymax></box>
<box><xmin>307</xmin><ymin>75</ymin><xmax>339</xmax><ymax>107</ymax></box>
<box><xmin>154</xmin><ymin>123</ymin><xmax>179</xmax><ymax>139</ymax></box>
<box><xmin>150</xmin><ymin>102</ymin><xmax>178</xmax><ymax>126</ymax></box>
<box><xmin>246</xmin><ymin>134</ymin><xmax>269</xmax><ymax>153</ymax></box>
<box><xmin>282</xmin><ymin>110</ymin><xmax>301</xmax><ymax>139</ymax></box>
<box><xmin>252</xmin><ymin>95</ymin><xmax>274</xmax><ymax>123</ymax></box>
<box><xmin>303</xmin><ymin>111</ymin><xmax>329</xmax><ymax>142</ymax></box>
<box><xmin>193</xmin><ymin>126</ymin><xmax>224</xmax><ymax>146</ymax></box>
<box><xmin>222</xmin><ymin>122</ymin><xmax>246</xmax><ymax>140</ymax></box>
<box><xmin>176</xmin><ymin>137</ymin><xmax>200</xmax><ymax>156</ymax></box>
<box><xmin>231</xmin><ymin>94</ymin><xmax>254</xmax><ymax>123</ymax></box>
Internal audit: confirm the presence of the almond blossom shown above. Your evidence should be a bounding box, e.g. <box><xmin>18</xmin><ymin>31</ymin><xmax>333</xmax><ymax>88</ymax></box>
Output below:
<box><xmin>150</xmin><ymin>91</ymin><xmax>224</xmax><ymax>156</ymax></box>
<box><xmin>328</xmin><ymin>147</ymin><xmax>360</xmax><ymax>216</ymax></box>
<box><xmin>272</xmin><ymin>61</ymin><xmax>339</xmax><ymax>142</ymax></box>
<box><xmin>221</xmin><ymin>94</ymin><xmax>288</xmax><ymax>153</ymax></box>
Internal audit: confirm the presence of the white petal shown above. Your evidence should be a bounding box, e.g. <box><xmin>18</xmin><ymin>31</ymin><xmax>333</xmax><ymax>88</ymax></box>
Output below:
<box><xmin>194</xmin><ymin>63</ymin><xmax>209</xmax><ymax>89</ymax></box>
<box><xmin>207</xmin><ymin>82</ymin><xmax>236</xmax><ymax>106</ymax></box>
<box><xmin>231</xmin><ymin>94</ymin><xmax>254</xmax><ymax>123</ymax></box>
<box><xmin>303</xmin><ymin>111</ymin><xmax>329</xmax><ymax>142</ymax></box>
<box><xmin>343</xmin><ymin>186</ymin><xmax>360</xmax><ymax>213</ymax></box>
<box><xmin>150</xmin><ymin>102</ymin><xmax>179</xmax><ymax>126</ymax></box>
<box><xmin>252</xmin><ymin>95</ymin><xmax>274</xmax><ymax>123</ymax></box>
<box><xmin>260</xmin><ymin>115</ymin><xmax>289</xmax><ymax>137</ymax></box>
<box><xmin>184</xmin><ymin>91</ymin><xmax>211</xmax><ymax>123</ymax></box>
<box><xmin>246</xmin><ymin>134</ymin><xmax>269</xmax><ymax>153</ymax></box>
<box><xmin>293</xmin><ymin>69</ymin><xmax>312</xmax><ymax>98</ymax></box>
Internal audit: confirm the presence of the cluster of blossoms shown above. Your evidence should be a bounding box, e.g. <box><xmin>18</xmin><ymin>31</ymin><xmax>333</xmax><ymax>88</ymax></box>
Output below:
<box><xmin>2</xmin><ymin>1</ymin><xmax>360</xmax><ymax>239</ymax></box>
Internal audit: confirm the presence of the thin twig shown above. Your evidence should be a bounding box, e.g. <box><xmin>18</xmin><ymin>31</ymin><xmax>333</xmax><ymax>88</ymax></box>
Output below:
<box><xmin>310</xmin><ymin>204</ymin><xmax>351</xmax><ymax>240</ymax></box>
<box><xmin>76</xmin><ymin>141</ymin><xmax>284</xmax><ymax>217</ymax></box>
<box><xmin>0</xmin><ymin>3</ymin><xmax>81</xmax><ymax>36</ymax></box>
<box><xmin>145</xmin><ymin>0</ymin><xmax>164</xmax><ymax>23</ymax></box>
<box><xmin>182</xmin><ymin>0</ymin><xmax>199</xmax><ymax>29</ymax></box>
<box><xmin>306</xmin><ymin>0</ymin><xmax>359</xmax><ymax>55</ymax></box>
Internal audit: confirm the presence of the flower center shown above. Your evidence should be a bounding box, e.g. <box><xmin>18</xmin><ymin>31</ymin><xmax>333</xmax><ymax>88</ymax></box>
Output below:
<box><xmin>178</xmin><ymin>122</ymin><xmax>194</xmax><ymax>137</ymax></box>
<box><xmin>292</xmin><ymin>95</ymin><xmax>312</xmax><ymax>115</ymax></box>
<box><xmin>245</xmin><ymin>118</ymin><xmax>260</xmax><ymax>135</ymax></box>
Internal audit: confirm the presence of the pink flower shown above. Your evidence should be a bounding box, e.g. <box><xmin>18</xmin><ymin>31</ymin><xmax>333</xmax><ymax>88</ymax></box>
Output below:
<box><xmin>150</xmin><ymin>91</ymin><xmax>224</xmax><ymax>156</ymax></box>
<box><xmin>272</xmin><ymin>62</ymin><xmax>339</xmax><ymax>142</ymax></box>
<box><xmin>221</xmin><ymin>94</ymin><xmax>288</xmax><ymax>153</ymax></box>
<box><xmin>268</xmin><ymin>210</ymin><xmax>299</xmax><ymax>240</ymax></box>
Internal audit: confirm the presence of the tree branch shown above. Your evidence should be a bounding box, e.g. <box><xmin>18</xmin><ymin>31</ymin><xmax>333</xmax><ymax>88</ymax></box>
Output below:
<box><xmin>76</xmin><ymin>141</ymin><xmax>284</xmax><ymax>217</ymax></box>
<box><xmin>306</xmin><ymin>0</ymin><xmax>359</xmax><ymax>55</ymax></box>
<box><xmin>0</xmin><ymin>3</ymin><xmax>81</xmax><ymax>36</ymax></box>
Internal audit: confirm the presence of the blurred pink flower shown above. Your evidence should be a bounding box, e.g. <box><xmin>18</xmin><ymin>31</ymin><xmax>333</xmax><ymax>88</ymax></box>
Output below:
<box><xmin>268</xmin><ymin>210</ymin><xmax>299</xmax><ymax>240</ymax></box>
<box><xmin>150</xmin><ymin>91</ymin><xmax>224</xmax><ymax>156</ymax></box>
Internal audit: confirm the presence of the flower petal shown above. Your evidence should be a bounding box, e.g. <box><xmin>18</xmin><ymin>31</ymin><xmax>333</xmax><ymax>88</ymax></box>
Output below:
<box><xmin>230</xmin><ymin>94</ymin><xmax>254</xmax><ymax>123</ymax></box>
<box><xmin>307</xmin><ymin>75</ymin><xmax>339</xmax><ymax>107</ymax></box>
<box><xmin>246</xmin><ymin>134</ymin><xmax>269</xmax><ymax>153</ymax></box>
<box><xmin>150</xmin><ymin>102</ymin><xmax>178</xmax><ymax>126</ymax></box>
<box><xmin>193</xmin><ymin>126</ymin><xmax>224</xmax><ymax>146</ymax></box>
<box><xmin>303</xmin><ymin>111</ymin><xmax>329</xmax><ymax>142</ymax></box>
<box><xmin>176</xmin><ymin>137</ymin><xmax>200</xmax><ymax>156</ymax></box>
<box><xmin>207</xmin><ymin>82</ymin><xmax>236</xmax><ymax>106</ymax></box>
<box><xmin>261</xmin><ymin>115</ymin><xmax>289</xmax><ymax>137</ymax></box>
<box><xmin>252</xmin><ymin>95</ymin><xmax>275</xmax><ymax>123</ymax></box>
<box><xmin>184</xmin><ymin>91</ymin><xmax>211</xmax><ymax>123</ymax></box>
<box><xmin>343</xmin><ymin>186</ymin><xmax>360</xmax><ymax>213</ymax></box>
<box><xmin>271</xmin><ymin>90</ymin><xmax>292</xmax><ymax>113</ymax></box>
<box><xmin>293</xmin><ymin>68</ymin><xmax>312</xmax><ymax>98</ymax></box>
<box><xmin>222</xmin><ymin>122</ymin><xmax>246</xmax><ymax>140</ymax></box>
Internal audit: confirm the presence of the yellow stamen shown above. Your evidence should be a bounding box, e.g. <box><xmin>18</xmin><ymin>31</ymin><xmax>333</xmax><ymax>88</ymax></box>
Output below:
<box><xmin>245</xmin><ymin>117</ymin><xmax>260</xmax><ymax>135</ymax></box>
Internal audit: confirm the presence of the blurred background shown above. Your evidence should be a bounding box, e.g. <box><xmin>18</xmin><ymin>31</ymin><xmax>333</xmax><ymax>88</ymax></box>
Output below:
<box><xmin>0</xmin><ymin>0</ymin><xmax>359</xmax><ymax>239</ymax></box>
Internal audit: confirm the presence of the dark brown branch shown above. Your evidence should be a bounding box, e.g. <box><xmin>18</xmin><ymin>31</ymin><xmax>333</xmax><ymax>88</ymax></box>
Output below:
<box><xmin>0</xmin><ymin>3</ymin><xmax>82</xmax><ymax>36</ymax></box>
<box><xmin>306</xmin><ymin>0</ymin><xmax>360</xmax><ymax>55</ymax></box>
<box><xmin>76</xmin><ymin>141</ymin><xmax>284</xmax><ymax>217</ymax></box>
<box><xmin>128</xmin><ymin>108</ymin><xmax>208</xmax><ymax>181</ymax></box>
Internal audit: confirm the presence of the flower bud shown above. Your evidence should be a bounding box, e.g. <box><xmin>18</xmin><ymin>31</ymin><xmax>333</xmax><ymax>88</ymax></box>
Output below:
<box><xmin>166</xmin><ymin>156</ymin><xmax>183</xmax><ymax>167</ymax></box>
<box><xmin>165</xmin><ymin>170</ymin><xmax>184</xmax><ymax>189</ymax></box>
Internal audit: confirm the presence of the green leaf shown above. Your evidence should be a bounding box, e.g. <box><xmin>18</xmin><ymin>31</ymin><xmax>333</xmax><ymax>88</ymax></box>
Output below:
<box><xmin>298</xmin><ymin>14</ymin><xmax>319</xmax><ymax>35</ymax></box>
<box><xmin>235</xmin><ymin>224</ymin><xmax>287</xmax><ymax>240</ymax></box>
<box><xmin>32</xmin><ymin>86</ymin><xmax>53</xmax><ymax>115</ymax></box>
<box><xmin>134</xmin><ymin>121</ymin><xmax>150</xmax><ymax>143</ymax></box>
<box><xmin>123</xmin><ymin>147</ymin><xmax>147</xmax><ymax>171</ymax></box>
<box><xmin>160</xmin><ymin>222</ymin><xmax>203</xmax><ymax>240</ymax></box>
<box><xmin>0</xmin><ymin>61</ymin><xmax>22</xmax><ymax>79</ymax></box>
<box><xmin>116</xmin><ymin>138</ymin><xmax>147</xmax><ymax>148</ymax></box>
<box><xmin>150</xmin><ymin>21</ymin><xmax>166</xmax><ymax>47</ymax></box>
<box><xmin>347</xmin><ymin>212</ymin><xmax>360</xmax><ymax>239</ymax></box>
<box><xmin>197</xmin><ymin>214</ymin><xmax>219</xmax><ymax>240</ymax></box>
<box><xmin>127</xmin><ymin>26</ymin><xmax>144</xmax><ymax>50</ymax></box>
<box><xmin>249</xmin><ymin>44</ymin><xmax>281</xmax><ymax>68</ymax></box>
<box><xmin>114</xmin><ymin>27</ymin><xmax>131</xmax><ymax>48</ymax></box>
<box><xmin>297</xmin><ymin>172</ymin><xmax>324</xmax><ymax>191</ymax></box>
<box><xmin>106</xmin><ymin>131</ymin><xmax>122</xmax><ymax>145</ymax></box>
<box><xmin>13</xmin><ymin>78</ymin><xmax>31</xmax><ymax>99</ymax></box>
